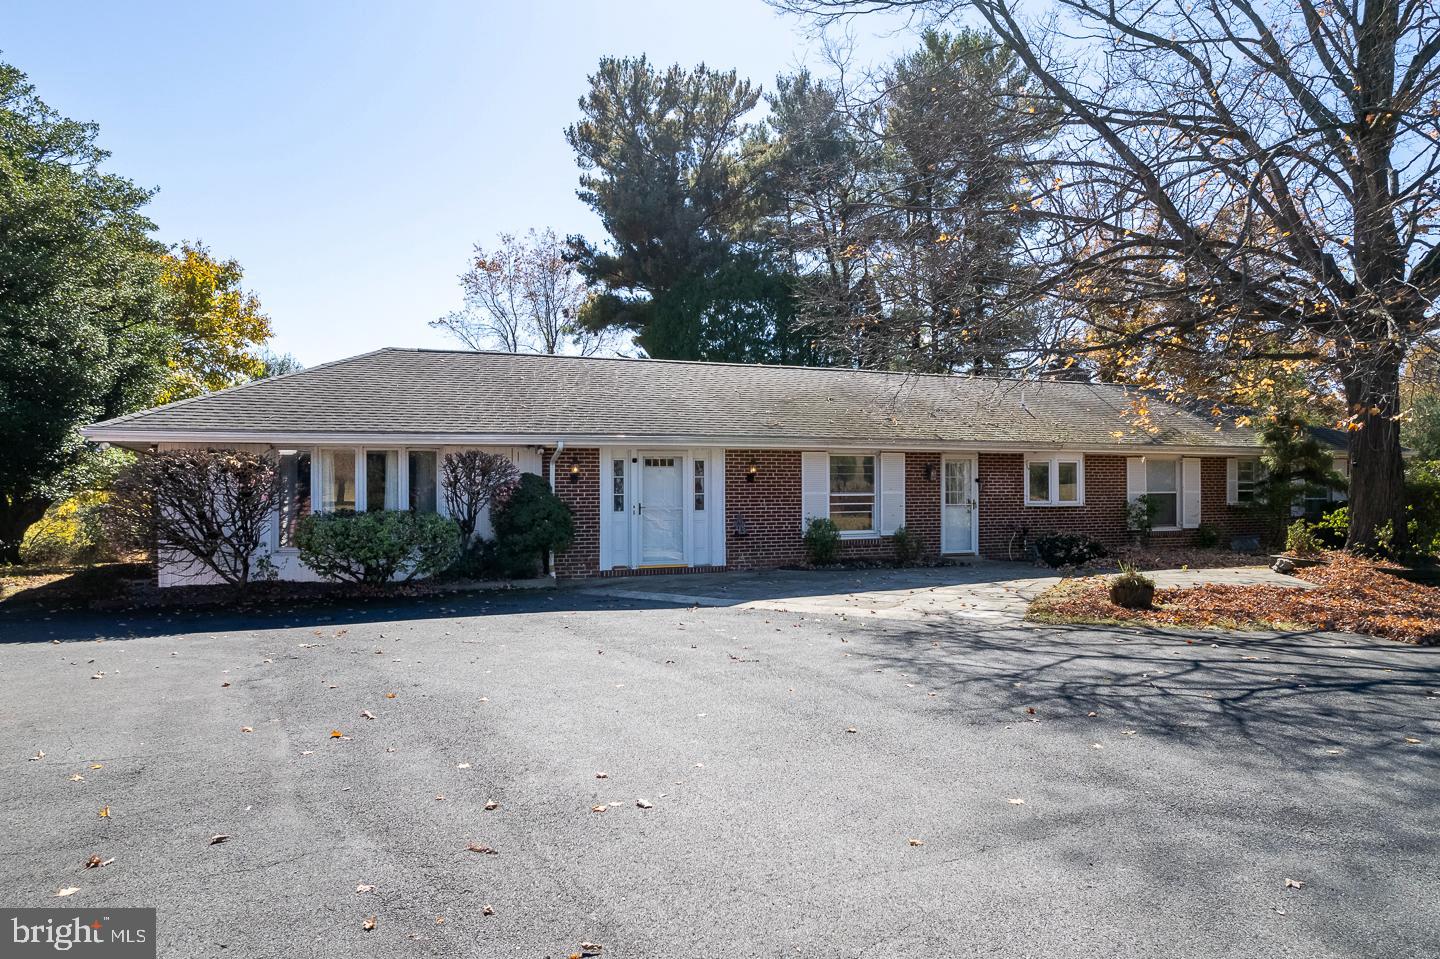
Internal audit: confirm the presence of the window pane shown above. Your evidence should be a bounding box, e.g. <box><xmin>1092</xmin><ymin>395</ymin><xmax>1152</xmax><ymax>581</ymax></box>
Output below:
<box><xmin>321</xmin><ymin>450</ymin><xmax>356</xmax><ymax>512</ymax></box>
<box><xmin>1150</xmin><ymin>492</ymin><xmax>1178</xmax><ymax>528</ymax></box>
<box><xmin>612</xmin><ymin>459</ymin><xmax>625</xmax><ymax>513</ymax></box>
<box><xmin>279</xmin><ymin>451</ymin><xmax>311</xmax><ymax>547</ymax></box>
<box><xmin>694</xmin><ymin>459</ymin><xmax>705</xmax><ymax>511</ymax></box>
<box><xmin>366</xmin><ymin>450</ymin><xmax>398</xmax><ymax>512</ymax></box>
<box><xmin>830</xmin><ymin>455</ymin><xmax>875</xmax><ymax>531</ymax></box>
<box><xmin>1146</xmin><ymin>458</ymin><xmax>1178</xmax><ymax>493</ymax></box>
<box><xmin>408</xmin><ymin>451</ymin><xmax>437</xmax><ymax>513</ymax></box>
<box><xmin>1027</xmin><ymin>461</ymin><xmax>1050</xmax><ymax>502</ymax></box>
<box><xmin>1057</xmin><ymin>461</ymin><xmax>1079</xmax><ymax>502</ymax></box>
<box><xmin>944</xmin><ymin>460</ymin><xmax>965</xmax><ymax>507</ymax></box>
<box><xmin>829</xmin><ymin>455</ymin><xmax>875</xmax><ymax>494</ymax></box>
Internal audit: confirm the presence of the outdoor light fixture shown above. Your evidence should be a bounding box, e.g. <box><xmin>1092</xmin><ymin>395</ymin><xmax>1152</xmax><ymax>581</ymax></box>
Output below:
<box><xmin>746</xmin><ymin>460</ymin><xmax>759</xmax><ymax>482</ymax></box>
<box><xmin>924</xmin><ymin>463</ymin><xmax>938</xmax><ymax>482</ymax></box>
<box><xmin>568</xmin><ymin>464</ymin><xmax>581</xmax><ymax>483</ymax></box>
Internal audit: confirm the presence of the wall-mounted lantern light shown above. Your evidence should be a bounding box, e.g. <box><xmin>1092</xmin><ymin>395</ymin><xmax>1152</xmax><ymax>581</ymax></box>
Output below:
<box><xmin>568</xmin><ymin>464</ymin><xmax>581</xmax><ymax>483</ymax></box>
<box><xmin>746</xmin><ymin>459</ymin><xmax>759</xmax><ymax>483</ymax></box>
<box><xmin>924</xmin><ymin>463</ymin><xmax>938</xmax><ymax>483</ymax></box>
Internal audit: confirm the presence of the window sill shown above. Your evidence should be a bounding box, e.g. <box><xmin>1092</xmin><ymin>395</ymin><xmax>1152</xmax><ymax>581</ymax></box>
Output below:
<box><xmin>1023</xmin><ymin>500</ymin><xmax>1085</xmax><ymax>508</ymax></box>
<box><xmin>838</xmin><ymin>531</ymin><xmax>880</xmax><ymax>540</ymax></box>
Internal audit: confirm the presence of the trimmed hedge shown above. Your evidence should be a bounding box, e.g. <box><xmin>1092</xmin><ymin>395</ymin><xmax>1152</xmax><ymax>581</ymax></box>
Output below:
<box><xmin>294</xmin><ymin>510</ymin><xmax>461</xmax><ymax>584</ymax></box>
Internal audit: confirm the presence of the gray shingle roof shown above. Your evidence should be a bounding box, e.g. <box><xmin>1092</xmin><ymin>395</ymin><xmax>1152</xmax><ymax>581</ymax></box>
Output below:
<box><xmin>84</xmin><ymin>347</ymin><xmax>1268</xmax><ymax>452</ymax></box>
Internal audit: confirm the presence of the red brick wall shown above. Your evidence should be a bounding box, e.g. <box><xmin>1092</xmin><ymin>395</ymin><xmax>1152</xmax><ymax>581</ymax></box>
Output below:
<box><xmin>975</xmin><ymin>452</ymin><xmax>1268</xmax><ymax>559</ymax></box>
<box><xmin>723</xmin><ymin>449</ymin><xmax>944</xmax><ymax>570</ymax></box>
<box><xmin>541</xmin><ymin>447</ymin><xmax>1268</xmax><ymax>577</ymax></box>
<box><xmin>543</xmin><ymin>447</ymin><xmax>600</xmax><ymax>578</ymax></box>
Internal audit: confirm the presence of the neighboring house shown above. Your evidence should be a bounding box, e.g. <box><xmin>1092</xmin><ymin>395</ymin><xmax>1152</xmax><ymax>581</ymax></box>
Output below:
<box><xmin>83</xmin><ymin>348</ymin><xmax>1348</xmax><ymax>585</ymax></box>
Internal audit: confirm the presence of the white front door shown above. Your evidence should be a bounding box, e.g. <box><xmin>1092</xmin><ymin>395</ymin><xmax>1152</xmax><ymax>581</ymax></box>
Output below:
<box><xmin>639</xmin><ymin>455</ymin><xmax>685</xmax><ymax>565</ymax></box>
<box><xmin>941</xmin><ymin>455</ymin><xmax>978</xmax><ymax>554</ymax></box>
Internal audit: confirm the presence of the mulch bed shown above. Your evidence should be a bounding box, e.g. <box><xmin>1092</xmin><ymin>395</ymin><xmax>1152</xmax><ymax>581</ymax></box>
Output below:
<box><xmin>1029</xmin><ymin>552</ymin><xmax>1440</xmax><ymax>645</ymax></box>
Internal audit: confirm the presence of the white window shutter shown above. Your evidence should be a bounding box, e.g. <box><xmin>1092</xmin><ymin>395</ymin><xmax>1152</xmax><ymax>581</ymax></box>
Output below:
<box><xmin>1226</xmin><ymin>458</ymin><xmax>1239</xmax><ymax>506</ymax></box>
<box><xmin>1126</xmin><ymin>457</ymin><xmax>1145</xmax><ymax>503</ymax></box>
<box><xmin>879</xmin><ymin>452</ymin><xmax>906</xmax><ymax>535</ymax></box>
<box><xmin>1332</xmin><ymin>455</ymin><xmax>1348</xmax><ymax>501</ymax></box>
<box><xmin>800</xmin><ymin>452</ymin><xmax>829</xmax><ymax>529</ymax></box>
<box><xmin>1182</xmin><ymin>457</ymin><xmax>1202</xmax><ymax>528</ymax></box>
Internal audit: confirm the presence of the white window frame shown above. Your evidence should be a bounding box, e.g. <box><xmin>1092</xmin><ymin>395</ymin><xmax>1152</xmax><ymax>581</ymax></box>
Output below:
<box><xmin>828</xmin><ymin>452</ymin><xmax>879</xmax><ymax>538</ymax></box>
<box><xmin>1023</xmin><ymin>453</ymin><xmax>1085</xmax><ymax>507</ymax></box>
<box><xmin>1142</xmin><ymin>455</ymin><xmax>1182</xmax><ymax>531</ymax></box>
<box><xmin>1235</xmin><ymin>457</ymin><xmax>1261</xmax><ymax>505</ymax></box>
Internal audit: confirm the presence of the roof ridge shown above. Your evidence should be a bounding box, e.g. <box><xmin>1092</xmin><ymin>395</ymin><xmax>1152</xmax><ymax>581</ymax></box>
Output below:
<box><xmin>395</xmin><ymin>346</ymin><xmax>1138</xmax><ymax>389</ymax></box>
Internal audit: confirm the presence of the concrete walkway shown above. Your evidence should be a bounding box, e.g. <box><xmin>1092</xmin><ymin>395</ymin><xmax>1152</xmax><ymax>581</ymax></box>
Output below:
<box><xmin>574</xmin><ymin>560</ymin><xmax>1313</xmax><ymax>623</ymax></box>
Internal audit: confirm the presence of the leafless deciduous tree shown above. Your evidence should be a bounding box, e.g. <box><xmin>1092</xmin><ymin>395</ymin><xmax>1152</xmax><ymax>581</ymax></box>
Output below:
<box><xmin>432</xmin><ymin>229</ymin><xmax>615</xmax><ymax>356</ymax></box>
<box><xmin>440</xmin><ymin>450</ymin><xmax>519</xmax><ymax>545</ymax></box>
<box><xmin>777</xmin><ymin>0</ymin><xmax>1440</xmax><ymax>550</ymax></box>
<box><xmin>106</xmin><ymin>449</ymin><xmax>281</xmax><ymax>586</ymax></box>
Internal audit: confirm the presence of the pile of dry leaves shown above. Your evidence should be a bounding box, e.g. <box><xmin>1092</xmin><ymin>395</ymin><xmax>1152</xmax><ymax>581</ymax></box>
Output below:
<box><xmin>1030</xmin><ymin>553</ymin><xmax>1440</xmax><ymax>644</ymax></box>
<box><xmin>1078</xmin><ymin>545</ymin><xmax>1265</xmax><ymax>572</ymax></box>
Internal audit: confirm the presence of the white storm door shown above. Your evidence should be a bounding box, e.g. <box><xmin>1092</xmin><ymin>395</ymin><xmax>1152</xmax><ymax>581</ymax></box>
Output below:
<box><xmin>639</xmin><ymin>455</ymin><xmax>685</xmax><ymax>565</ymax></box>
<box><xmin>941</xmin><ymin>455</ymin><xmax>978</xmax><ymax>554</ymax></box>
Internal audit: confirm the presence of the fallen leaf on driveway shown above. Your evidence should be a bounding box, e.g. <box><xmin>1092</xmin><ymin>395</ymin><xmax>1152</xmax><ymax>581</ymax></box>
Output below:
<box><xmin>845</xmin><ymin>727</ymin><xmax>857</xmax><ymax>734</ymax></box>
<box><xmin>595</xmin><ymin>772</ymin><xmax>608</xmax><ymax>779</ymax></box>
<box><xmin>209</xmin><ymin>835</ymin><xmax>230</xmax><ymax>845</ymax></box>
<box><xmin>84</xmin><ymin>855</ymin><xmax>114</xmax><ymax>869</ymax></box>
<box><xmin>482</xmin><ymin>904</ymin><xmax>494</xmax><ymax>916</ymax></box>
<box><xmin>98</xmin><ymin>806</ymin><xmax>110</xmax><ymax>818</ymax></box>
<box><xmin>29</xmin><ymin>751</ymin><xmax>44</xmax><ymax>761</ymax></box>
<box><xmin>908</xmin><ymin>838</ymin><xmax>925</xmax><ymax>847</ymax></box>
<box><xmin>636</xmin><ymin>799</ymin><xmax>653</xmax><ymax>809</ymax></box>
<box><xmin>465</xmin><ymin>843</ymin><xmax>499</xmax><ymax>855</ymax></box>
<box><xmin>356</xmin><ymin>884</ymin><xmax>375</xmax><ymax>894</ymax></box>
<box><xmin>456</xmin><ymin>762</ymin><xmax>471</xmax><ymax>769</ymax></box>
<box><xmin>221</xmin><ymin>682</ymin><xmax>230</xmax><ymax>688</ymax></box>
<box><xmin>1285</xmin><ymin>878</ymin><xmax>1305</xmax><ymax>889</ymax></box>
<box><xmin>1008</xmin><ymin>798</ymin><xmax>1026</xmax><ymax>805</ymax></box>
<box><xmin>1092</xmin><ymin>743</ymin><xmax>1104</xmax><ymax>750</ymax></box>
<box><xmin>1405</xmin><ymin>737</ymin><xmax>1422</xmax><ymax>744</ymax></box>
<box><xmin>90</xmin><ymin>764</ymin><xmax>103</xmax><ymax>770</ymax></box>
<box><xmin>579</xmin><ymin>943</ymin><xmax>603</xmax><ymax>955</ymax></box>
<box><xmin>591</xmin><ymin>805</ymin><xmax>608</xmax><ymax>814</ymax></box>
<box><xmin>484</xmin><ymin>800</ymin><xmax>499</xmax><ymax>811</ymax></box>
<box><xmin>385</xmin><ymin>692</ymin><xmax>397</xmax><ymax>699</ymax></box>
<box><xmin>362</xmin><ymin>916</ymin><xmax>376</xmax><ymax>931</ymax></box>
<box><xmin>329</xmin><ymin>730</ymin><xmax>344</xmax><ymax>739</ymax></box>
<box><xmin>69</xmin><ymin>774</ymin><xmax>84</xmax><ymax>782</ymax></box>
<box><xmin>435</xmin><ymin>794</ymin><xmax>446</xmax><ymax>801</ymax></box>
<box><xmin>241</xmin><ymin>727</ymin><xmax>254</xmax><ymax>734</ymax></box>
<box><xmin>55</xmin><ymin>887</ymin><xmax>79</xmax><ymax>897</ymax></box>
<box><xmin>360</xmin><ymin>710</ymin><xmax>375</xmax><ymax>720</ymax></box>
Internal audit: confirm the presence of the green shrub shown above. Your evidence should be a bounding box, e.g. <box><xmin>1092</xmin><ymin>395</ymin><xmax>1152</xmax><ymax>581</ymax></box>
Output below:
<box><xmin>443</xmin><ymin>537</ymin><xmax>503</xmax><ymax>580</ymax></box>
<box><xmin>803</xmin><ymin>517</ymin><xmax>841</xmax><ymax>566</ymax></box>
<box><xmin>1034</xmin><ymin>531</ymin><xmax>1106</xmax><ymax>568</ymax></box>
<box><xmin>1405</xmin><ymin>460</ymin><xmax>1440</xmax><ymax>558</ymax></box>
<box><xmin>1285</xmin><ymin>519</ymin><xmax>1322</xmax><ymax>557</ymax></box>
<box><xmin>1193</xmin><ymin>522</ymin><xmax>1221</xmax><ymax>549</ymax></box>
<box><xmin>1313</xmin><ymin>507</ymin><xmax>1349</xmax><ymax>550</ymax></box>
<box><xmin>1109</xmin><ymin>563</ymin><xmax>1155</xmax><ymax>609</ymax></box>
<box><xmin>891</xmin><ymin>525</ymin><xmax>925</xmax><ymax>566</ymax></box>
<box><xmin>294</xmin><ymin>510</ymin><xmax>461</xmax><ymax>584</ymax></box>
<box><xmin>491</xmin><ymin>474</ymin><xmax>574</xmax><ymax>577</ymax></box>
<box><xmin>1126</xmin><ymin>495</ymin><xmax>1159</xmax><ymax>544</ymax></box>
<box><xmin>20</xmin><ymin>492</ymin><xmax>111</xmax><ymax>565</ymax></box>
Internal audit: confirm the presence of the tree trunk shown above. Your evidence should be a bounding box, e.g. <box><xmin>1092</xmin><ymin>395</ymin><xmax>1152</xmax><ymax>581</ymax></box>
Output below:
<box><xmin>0</xmin><ymin>495</ymin><xmax>52</xmax><ymax>565</ymax></box>
<box><xmin>1343</xmin><ymin>350</ymin><xmax>1408</xmax><ymax>554</ymax></box>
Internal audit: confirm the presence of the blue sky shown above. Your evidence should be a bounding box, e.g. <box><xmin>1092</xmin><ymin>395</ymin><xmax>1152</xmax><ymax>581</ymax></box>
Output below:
<box><xmin>6</xmin><ymin>0</ymin><xmax>918</xmax><ymax>366</ymax></box>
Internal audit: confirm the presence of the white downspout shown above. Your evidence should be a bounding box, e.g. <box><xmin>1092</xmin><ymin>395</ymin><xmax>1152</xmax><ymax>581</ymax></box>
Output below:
<box><xmin>547</xmin><ymin>440</ymin><xmax>564</xmax><ymax>579</ymax></box>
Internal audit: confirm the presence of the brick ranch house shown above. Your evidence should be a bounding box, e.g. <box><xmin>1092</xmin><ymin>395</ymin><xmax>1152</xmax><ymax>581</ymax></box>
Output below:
<box><xmin>82</xmin><ymin>348</ymin><xmax>1348</xmax><ymax>585</ymax></box>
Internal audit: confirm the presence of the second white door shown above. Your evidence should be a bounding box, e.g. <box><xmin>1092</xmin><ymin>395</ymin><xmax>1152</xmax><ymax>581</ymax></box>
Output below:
<box><xmin>941</xmin><ymin>455</ymin><xmax>978</xmax><ymax>554</ymax></box>
<box><xmin>639</xmin><ymin>455</ymin><xmax>685</xmax><ymax>565</ymax></box>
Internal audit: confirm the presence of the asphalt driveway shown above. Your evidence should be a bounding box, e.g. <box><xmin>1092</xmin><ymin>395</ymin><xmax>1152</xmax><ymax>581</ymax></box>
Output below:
<box><xmin>1</xmin><ymin>571</ymin><xmax>1436</xmax><ymax>958</ymax></box>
